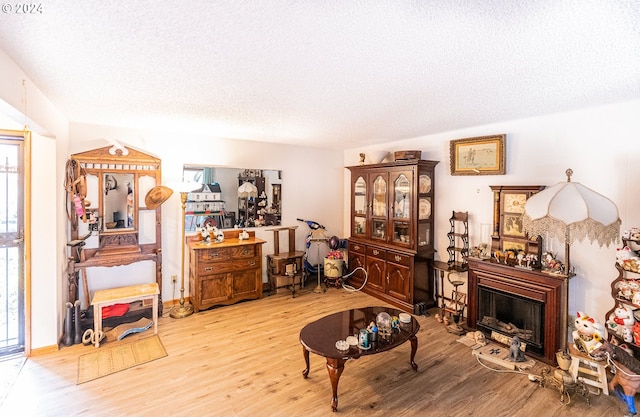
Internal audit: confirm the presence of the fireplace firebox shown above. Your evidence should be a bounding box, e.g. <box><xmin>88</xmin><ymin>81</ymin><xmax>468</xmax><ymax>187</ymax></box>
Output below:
<box><xmin>467</xmin><ymin>258</ymin><xmax>571</xmax><ymax>365</ymax></box>
<box><xmin>477</xmin><ymin>286</ymin><xmax>544</xmax><ymax>356</ymax></box>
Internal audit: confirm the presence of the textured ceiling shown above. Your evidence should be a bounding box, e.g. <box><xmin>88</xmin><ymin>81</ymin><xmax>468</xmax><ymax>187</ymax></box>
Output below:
<box><xmin>1</xmin><ymin>1</ymin><xmax>639</xmax><ymax>150</ymax></box>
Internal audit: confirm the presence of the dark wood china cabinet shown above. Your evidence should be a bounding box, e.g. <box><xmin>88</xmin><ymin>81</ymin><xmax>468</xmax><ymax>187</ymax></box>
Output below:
<box><xmin>346</xmin><ymin>159</ymin><xmax>438</xmax><ymax>313</ymax></box>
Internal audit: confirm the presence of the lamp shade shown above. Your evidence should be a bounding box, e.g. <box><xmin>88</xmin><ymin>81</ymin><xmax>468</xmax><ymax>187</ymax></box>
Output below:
<box><xmin>238</xmin><ymin>181</ymin><xmax>258</xmax><ymax>198</ymax></box>
<box><xmin>522</xmin><ymin>169</ymin><xmax>621</xmax><ymax>248</ymax></box>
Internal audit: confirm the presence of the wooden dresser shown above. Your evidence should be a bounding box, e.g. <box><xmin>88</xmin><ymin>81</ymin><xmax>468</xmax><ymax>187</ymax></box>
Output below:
<box><xmin>187</xmin><ymin>230</ymin><xmax>266</xmax><ymax>313</ymax></box>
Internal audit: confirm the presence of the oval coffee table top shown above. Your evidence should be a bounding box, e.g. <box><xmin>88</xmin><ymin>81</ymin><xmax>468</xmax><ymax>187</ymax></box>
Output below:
<box><xmin>299</xmin><ymin>306</ymin><xmax>420</xmax><ymax>359</ymax></box>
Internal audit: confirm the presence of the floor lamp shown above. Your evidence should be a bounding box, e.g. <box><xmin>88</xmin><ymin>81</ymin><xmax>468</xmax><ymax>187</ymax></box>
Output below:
<box><xmin>170</xmin><ymin>182</ymin><xmax>200</xmax><ymax>319</ymax></box>
<box><xmin>523</xmin><ymin>168</ymin><xmax>620</xmax><ymax>352</ymax></box>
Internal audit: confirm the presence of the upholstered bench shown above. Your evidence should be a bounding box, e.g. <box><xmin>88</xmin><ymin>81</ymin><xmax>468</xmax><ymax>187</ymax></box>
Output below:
<box><xmin>90</xmin><ymin>283</ymin><xmax>159</xmax><ymax>348</ymax></box>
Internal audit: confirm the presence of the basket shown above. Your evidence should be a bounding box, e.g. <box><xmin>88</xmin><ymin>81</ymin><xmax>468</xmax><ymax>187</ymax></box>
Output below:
<box><xmin>394</xmin><ymin>150</ymin><xmax>421</xmax><ymax>161</ymax></box>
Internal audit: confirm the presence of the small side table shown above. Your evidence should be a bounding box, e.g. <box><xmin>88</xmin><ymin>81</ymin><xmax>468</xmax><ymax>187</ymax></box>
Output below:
<box><xmin>433</xmin><ymin>260</ymin><xmax>468</xmax><ymax>320</ymax></box>
<box><xmin>91</xmin><ymin>283</ymin><xmax>159</xmax><ymax>348</ymax></box>
<box><xmin>266</xmin><ymin>226</ymin><xmax>305</xmax><ymax>297</ymax></box>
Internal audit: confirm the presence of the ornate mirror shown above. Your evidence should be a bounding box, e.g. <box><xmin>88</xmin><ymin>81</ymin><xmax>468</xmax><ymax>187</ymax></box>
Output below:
<box><xmin>182</xmin><ymin>165</ymin><xmax>283</xmax><ymax>230</ymax></box>
<box><xmin>67</xmin><ymin>145</ymin><xmax>164</xmax><ymax>309</ymax></box>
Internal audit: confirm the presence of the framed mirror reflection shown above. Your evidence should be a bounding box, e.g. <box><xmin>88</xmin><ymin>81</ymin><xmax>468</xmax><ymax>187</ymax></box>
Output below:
<box><xmin>103</xmin><ymin>173</ymin><xmax>135</xmax><ymax>230</ymax></box>
<box><xmin>183</xmin><ymin>165</ymin><xmax>283</xmax><ymax>230</ymax></box>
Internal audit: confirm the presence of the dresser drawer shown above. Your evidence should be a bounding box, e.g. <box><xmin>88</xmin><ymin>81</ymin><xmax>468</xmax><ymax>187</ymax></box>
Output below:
<box><xmin>349</xmin><ymin>241</ymin><xmax>366</xmax><ymax>254</ymax></box>
<box><xmin>367</xmin><ymin>246</ymin><xmax>386</xmax><ymax>259</ymax></box>
<box><xmin>198</xmin><ymin>256</ymin><xmax>260</xmax><ymax>275</ymax></box>
<box><xmin>198</xmin><ymin>247</ymin><xmax>231</xmax><ymax>262</ymax></box>
<box><xmin>230</xmin><ymin>245</ymin><xmax>257</xmax><ymax>258</ymax></box>
<box><xmin>386</xmin><ymin>251</ymin><xmax>411</xmax><ymax>267</ymax></box>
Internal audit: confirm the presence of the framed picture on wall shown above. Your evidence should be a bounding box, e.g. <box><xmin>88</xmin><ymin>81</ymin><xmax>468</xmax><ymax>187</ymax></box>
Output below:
<box><xmin>450</xmin><ymin>134</ymin><xmax>506</xmax><ymax>175</ymax></box>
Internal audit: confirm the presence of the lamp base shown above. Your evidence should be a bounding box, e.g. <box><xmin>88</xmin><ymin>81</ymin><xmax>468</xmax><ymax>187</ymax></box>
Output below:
<box><xmin>170</xmin><ymin>303</ymin><xmax>194</xmax><ymax>319</ymax></box>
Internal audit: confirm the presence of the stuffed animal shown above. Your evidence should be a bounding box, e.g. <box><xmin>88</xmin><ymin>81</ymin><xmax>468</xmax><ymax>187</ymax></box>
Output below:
<box><xmin>573</xmin><ymin>311</ymin><xmax>607</xmax><ymax>353</ymax></box>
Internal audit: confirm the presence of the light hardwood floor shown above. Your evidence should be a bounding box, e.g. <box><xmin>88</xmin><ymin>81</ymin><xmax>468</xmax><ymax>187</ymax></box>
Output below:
<box><xmin>0</xmin><ymin>283</ymin><xmax>626</xmax><ymax>417</ymax></box>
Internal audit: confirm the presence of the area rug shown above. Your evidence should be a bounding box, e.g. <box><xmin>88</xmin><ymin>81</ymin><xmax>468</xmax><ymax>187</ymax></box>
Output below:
<box><xmin>77</xmin><ymin>334</ymin><xmax>166</xmax><ymax>384</ymax></box>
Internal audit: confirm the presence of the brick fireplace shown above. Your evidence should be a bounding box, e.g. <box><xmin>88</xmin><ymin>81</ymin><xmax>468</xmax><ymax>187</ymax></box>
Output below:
<box><xmin>467</xmin><ymin>258</ymin><xmax>570</xmax><ymax>365</ymax></box>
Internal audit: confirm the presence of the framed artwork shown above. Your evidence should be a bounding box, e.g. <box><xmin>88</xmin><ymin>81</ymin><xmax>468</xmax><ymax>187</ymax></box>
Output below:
<box><xmin>501</xmin><ymin>240</ymin><xmax>526</xmax><ymax>253</ymax></box>
<box><xmin>503</xmin><ymin>213</ymin><xmax>525</xmax><ymax>237</ymax></box>
<box><xmin>450</xmin><ymin>134</ymin><xmax>506</xmax><ymax>176</ymax></box>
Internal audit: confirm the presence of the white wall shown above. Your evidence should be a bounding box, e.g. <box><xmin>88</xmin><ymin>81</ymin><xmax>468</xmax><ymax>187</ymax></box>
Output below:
<box><xmin>0</xmin><ymin>48</ymin><xmax>70</xmax><ymax>351</ymax></box>
<box><xmin>68</xmin><ymin>124</ymin><xmax>346</xmax><ymax>307</ymax></box>
<box><xmin>344</xmin><ymin>99</ymin><xmax>640</xmax><ymax>339</ymax></box>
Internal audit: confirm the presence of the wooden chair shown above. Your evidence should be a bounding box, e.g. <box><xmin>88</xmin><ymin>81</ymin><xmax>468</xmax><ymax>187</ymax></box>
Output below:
<box><xmin>266</xmin><ymin>226</ymin><xmax>305</xmax><ymax>297</ymax></box>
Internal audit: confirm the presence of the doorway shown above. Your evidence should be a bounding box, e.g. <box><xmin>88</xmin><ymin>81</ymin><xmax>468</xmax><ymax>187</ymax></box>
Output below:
<box><xmin>0</xmin><ymin>135</ymin><xmax>25</xmax><ymax>357</ymax></box>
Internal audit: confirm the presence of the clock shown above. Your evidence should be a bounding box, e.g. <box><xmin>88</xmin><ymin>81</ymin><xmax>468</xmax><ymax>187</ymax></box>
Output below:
<box><xmin>490</xmin><ymin>185</ymin><xmax>545</xmax><ymax>255</ymax></box>
<box><xmin>504</xmin><ymin>193</ymin><xmax>527</xmax><ymax>214</ymax></box>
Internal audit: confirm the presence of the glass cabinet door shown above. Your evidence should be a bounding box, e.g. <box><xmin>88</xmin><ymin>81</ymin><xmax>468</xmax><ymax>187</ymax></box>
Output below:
<box><xmin>417</xmin><ymin>170</ymin><xmax>434</xmax><ymax>251</ymax></box>
<box><xmin>353</xmin><ymin>176</ymin><xmax>367</xmax><ymax>236</ymax></box>
<box><xmin>371</xmin><ymin>174</ymin><xmax>387</xmax><ymax>241</ymax></box>
<box><xmin>391</xmin><ymin>171</ymin><xmax>412</xmax><ymax>246</ymax></box>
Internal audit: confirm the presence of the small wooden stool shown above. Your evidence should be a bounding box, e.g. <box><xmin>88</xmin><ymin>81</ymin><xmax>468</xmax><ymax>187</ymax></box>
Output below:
<box><xmin>569</xmin><ymin>354</ymin><xmax>609</xmax><ymax>395</ymax></box>
<box><xmin>91</xmin><ymin>283</ymin><xmax>159</xmax><ymax>348</ymax></box>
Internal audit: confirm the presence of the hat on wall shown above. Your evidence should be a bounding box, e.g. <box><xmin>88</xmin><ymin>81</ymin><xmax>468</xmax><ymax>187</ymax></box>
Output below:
<box><xmin>145</xmin><ymin>185</ymin><xmax>174</xmax><ymax>209</ymax></box>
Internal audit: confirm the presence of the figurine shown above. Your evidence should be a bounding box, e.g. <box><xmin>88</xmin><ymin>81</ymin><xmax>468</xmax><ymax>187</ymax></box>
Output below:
<box><xmin>212</xmin><ymin>226</ymin><xmax>224</xmax><ymax>243</ymax></box>
<box><xmin>508</xmin><ymin>336</ymin><xmax>526</xmax><ymax>362</ymax></box>
<box><xmin>572</xmin><ymin>311</ymin><xmax>607</xmax><ymax>354</ymax></box>
<box><xmin>474</xmin><ymin>331</ymin><xmax>488</xmax><ymax>347</ymax></box>
<box><xmin>617</xmin><ymin>246</ymin><xmax>640</xmax><ymax>273</ymax></box>
<box><xmin>200</xmin><ymin>225</ymin><xmax>211</xmax><ymax>243</ymax></box>
<box><xmin>607</xmin><ymin>304</ymin><xmax>636</xmax><ymax>340</ymax></box>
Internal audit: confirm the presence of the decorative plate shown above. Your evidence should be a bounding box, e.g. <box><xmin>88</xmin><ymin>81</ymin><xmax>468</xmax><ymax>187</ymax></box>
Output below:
<box><xmin>419</xmin><ymin>175</ymin><xmax>431</xmax><ymax>194</ymax></box>
<box><xmin>419</xmin><ymin>199</ymin><xmax>431</xmax><ymax>220</ymax></box>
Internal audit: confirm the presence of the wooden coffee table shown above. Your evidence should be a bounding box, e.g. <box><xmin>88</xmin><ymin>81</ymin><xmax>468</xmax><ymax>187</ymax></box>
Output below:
<box><xmin>299</xmin><ymin>306</ymin><xmax>420</xmax><ymax>412</ymax></box>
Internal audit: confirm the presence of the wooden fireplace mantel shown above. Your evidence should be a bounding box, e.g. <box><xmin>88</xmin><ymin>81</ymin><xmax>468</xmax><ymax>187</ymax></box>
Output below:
<box><xmin>467</xmin><ymin>258</ymin><xmax>572</xmax><ymax>365</ymax></box>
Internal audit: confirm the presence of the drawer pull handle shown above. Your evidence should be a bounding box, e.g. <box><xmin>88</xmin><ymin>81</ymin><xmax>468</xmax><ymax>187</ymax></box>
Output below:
<box><xmin>395</xmin><ymin>255</ymin><xmax>402</xmax><ymax>262</ymax></box>
<box><xmin>248</xmin><ymin>260</ymin><xmax>256</xmax><ymax>266</ymax></box>
<box><xmin>243</xmin><ymin>249</ymin><xmax>250</xmax><ymax>255</ymax></box>
<box><xmin>354</xmin><ymin>245</ymin><xmax>360</xmax><ymax>250</ymax></box>
<box><xmin>373</xmin><ymin>250</ymin><xmax>380</xmax><ymax>255</ymax></box>
<box><xmin>204</xmin><ymin>267</ymin><xmax>213</xmax><ymax>272</ymax></box>
<box><xmin>210</xmin><ymin>253</ymin><xmax>220</xmax><ymax>258</ymax></box>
